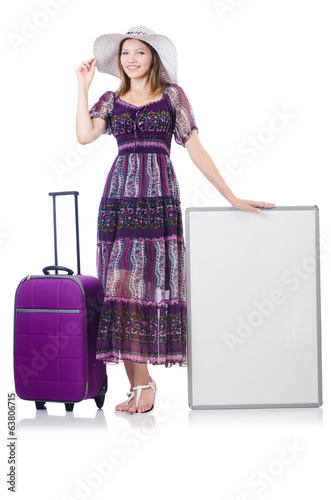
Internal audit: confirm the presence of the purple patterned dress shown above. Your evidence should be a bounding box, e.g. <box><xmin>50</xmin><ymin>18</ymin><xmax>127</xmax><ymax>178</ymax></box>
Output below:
<box><xmin>89</xmin><ymin>82</ymin><xmax>198</xmax><ymax>367</ymax></box>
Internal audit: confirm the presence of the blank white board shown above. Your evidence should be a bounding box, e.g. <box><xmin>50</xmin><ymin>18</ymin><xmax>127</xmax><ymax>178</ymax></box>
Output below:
<box><xmin>185</xmin><ymin>206</ymin><xmax>323</xmax><ymax>409</ymax></box>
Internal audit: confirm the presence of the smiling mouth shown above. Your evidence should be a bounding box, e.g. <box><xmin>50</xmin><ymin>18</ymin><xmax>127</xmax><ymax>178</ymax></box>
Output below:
<box><xmin>127</xmin><ymin>66</ymin><xmax>140</xmax><ymax>70</ymax></box>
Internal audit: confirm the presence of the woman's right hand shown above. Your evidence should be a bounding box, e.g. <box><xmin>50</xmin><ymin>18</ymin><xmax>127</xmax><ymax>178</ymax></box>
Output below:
<box><xmin>76</xmin><ymin>57</ymin><xmax>97</xmax><ymax>88</ymax></box>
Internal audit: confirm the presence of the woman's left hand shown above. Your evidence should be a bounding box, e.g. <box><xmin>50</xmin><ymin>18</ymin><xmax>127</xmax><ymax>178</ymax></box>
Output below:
<box><xmin>231</xmin><ymin>198</ymin><xmax>275</xmax><ymax>213</ymax></box>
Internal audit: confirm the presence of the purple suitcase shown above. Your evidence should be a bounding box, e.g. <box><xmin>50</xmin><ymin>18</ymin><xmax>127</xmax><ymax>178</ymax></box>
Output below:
<box><xmin>13</xmin><ymin>191</ymin><xmax>107</xmax><ymax>412</ymax></box>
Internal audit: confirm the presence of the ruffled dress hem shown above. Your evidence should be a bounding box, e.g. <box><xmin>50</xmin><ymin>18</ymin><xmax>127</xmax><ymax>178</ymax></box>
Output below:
<box><xmin>96</xmin><ymin>353</ymin><xmax>188</xmax><ymax>368</ymax></box>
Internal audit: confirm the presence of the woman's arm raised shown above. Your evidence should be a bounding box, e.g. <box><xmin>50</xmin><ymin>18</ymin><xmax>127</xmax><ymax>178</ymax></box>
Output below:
<box><xmin>184</xmin><ymin>131</ymin><xmax>275</xmax><ymax>213</ymax></box>
<box><xmin>75</xmin><ymin>57</ymin><xmax>106</xmax><ymax>144</ymax></box>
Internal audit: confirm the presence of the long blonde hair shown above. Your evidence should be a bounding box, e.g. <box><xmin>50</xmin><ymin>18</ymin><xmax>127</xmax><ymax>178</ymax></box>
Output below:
<box><xmin>116</xmin><ymin>38</ymin><xmax>168</xmax><ymax>99</ymax></box>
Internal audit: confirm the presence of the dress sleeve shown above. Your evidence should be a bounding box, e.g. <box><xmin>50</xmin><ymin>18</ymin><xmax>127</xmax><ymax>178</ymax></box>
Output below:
<box><xmin>89</xmin><ymin>91</ymin><xmax>115</xmax><ymax>135</ymax></box>
<box><xmin>171</xmin><ymin>84</ymin><xmax>199</xmax><ymax>147</ymax></box>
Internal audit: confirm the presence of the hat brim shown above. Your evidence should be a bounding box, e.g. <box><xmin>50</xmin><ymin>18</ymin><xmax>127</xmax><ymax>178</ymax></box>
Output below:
<box><xmin>93</xmin><ymin>32</ymin><xmax>178</xmax><ymax>84</ymax></box>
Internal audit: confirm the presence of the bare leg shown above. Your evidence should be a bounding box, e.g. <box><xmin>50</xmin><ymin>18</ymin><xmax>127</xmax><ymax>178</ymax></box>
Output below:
<box><xmin>115</xmin><ymin>359</ymin><xmax>135</xmax><ymax>412</ymax></box>
<box><xmin>123</xmin><ymin>359</ymin><xmax>135</xmax><ymax>391</ymax></box>
<box><xmin>128</xmin><ymin>362</ymin><xmax>157</xmax><ymax>414</ymax></box>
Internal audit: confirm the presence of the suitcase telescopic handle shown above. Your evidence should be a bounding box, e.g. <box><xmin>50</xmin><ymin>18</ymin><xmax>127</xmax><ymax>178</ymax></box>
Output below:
<box><xmin>45</xmin><ymin>191</ymin><xmax>81</xmax><ymax>276</ymax></box>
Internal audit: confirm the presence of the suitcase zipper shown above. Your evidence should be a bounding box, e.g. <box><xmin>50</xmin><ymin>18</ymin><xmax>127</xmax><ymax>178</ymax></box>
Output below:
<box><xmin>15</xmin><ymin>308</ymin><xmax>80</xmax><ymax>318</ymax></box>
<box><xmin>19</xmin><ymin>275</ymin><xmax>32</xmax><ymax>284</ymax></box>
<box><xmin>17</xmin><ymin>275</ymin><xmax>86</xmax><ymax>296</ymax></box>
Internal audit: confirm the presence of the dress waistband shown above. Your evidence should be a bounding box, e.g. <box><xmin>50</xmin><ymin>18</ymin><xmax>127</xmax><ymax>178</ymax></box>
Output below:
<box><xmin>117</xmin><ymin>139</ymin><xmax>171</xmax><ymax>156</ymax></box>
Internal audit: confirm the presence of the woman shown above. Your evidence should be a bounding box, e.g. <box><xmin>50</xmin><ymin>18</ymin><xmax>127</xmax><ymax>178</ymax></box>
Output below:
<box><xmin>75</xmin><ymin>26</ymin><xmax>274</xmax><ymax>416</ymax></box>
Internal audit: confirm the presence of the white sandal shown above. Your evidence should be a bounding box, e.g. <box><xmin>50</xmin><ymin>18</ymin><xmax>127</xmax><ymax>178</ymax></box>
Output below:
<box><xmin>115</xmin><ymin>390</ymin><xmax>135</xmax><ymax>414</ymax></box>
<box><xmin>130</xmin><ymin>380</ymin><xmax>157</xmax><ymax>416</ymax></box>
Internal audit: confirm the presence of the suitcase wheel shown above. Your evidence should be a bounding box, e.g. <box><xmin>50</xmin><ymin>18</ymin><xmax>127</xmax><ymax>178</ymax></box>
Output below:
<box><xmin>65</xmin><ymin>403</ymin><xmax>74</xmax><ymax>412</ymax></box>
<box><xmin>94</xmin><ymin>375</ymin><xmax>108</xmax><ymax>409</ymax></box>
<box><xmin>35</xmin><ymin>401</ymin><xmax>46</xmax><ymax>410</ymax></box>
<box><xmin>94</xmin><ymin>395</ymin><xmax>105</xmax><ymax>409</ymax></box>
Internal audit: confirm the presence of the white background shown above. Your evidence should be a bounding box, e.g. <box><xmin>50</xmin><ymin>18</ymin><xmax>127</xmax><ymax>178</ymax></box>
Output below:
<box><xmin>1</xmin><ymin>1</ymin><xmax>330</xmax><ymax>499</ymax></box>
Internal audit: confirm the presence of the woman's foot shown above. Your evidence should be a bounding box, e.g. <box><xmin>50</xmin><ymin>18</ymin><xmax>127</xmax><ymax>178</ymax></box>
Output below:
<box><xmin>115</xmin><ymin>386</ymin><xmax>134</xmax><ymax>413</ymax></box>
<box><xmin>128</xmin><ymin>377</ymin><xmax>157</xmax><ymax>414</ymax></box>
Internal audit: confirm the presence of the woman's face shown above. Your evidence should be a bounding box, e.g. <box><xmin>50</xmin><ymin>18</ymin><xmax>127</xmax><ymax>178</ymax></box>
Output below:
<box><xmin>120</xmin><ymin>38</ymin><xmax>153</xmax><ymax>81</ymax></box>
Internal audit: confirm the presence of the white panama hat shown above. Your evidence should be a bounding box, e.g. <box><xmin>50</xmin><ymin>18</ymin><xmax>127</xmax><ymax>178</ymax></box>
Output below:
<box><xmin>93</xmin><ymin>25</ymin><xmax>178</xmax><ymax>84</ymax></box>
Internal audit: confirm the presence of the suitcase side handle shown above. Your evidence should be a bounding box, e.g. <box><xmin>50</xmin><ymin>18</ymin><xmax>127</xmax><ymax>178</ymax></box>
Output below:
<box><xmin>48</xmin><ymin>191</ymin><xmax>81</xmax><ymax>275</ymax></box>
<box><xmin>42</xmin><ymin>265</ymin><xmax>74</xmax><ymax>276</ymax></box>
